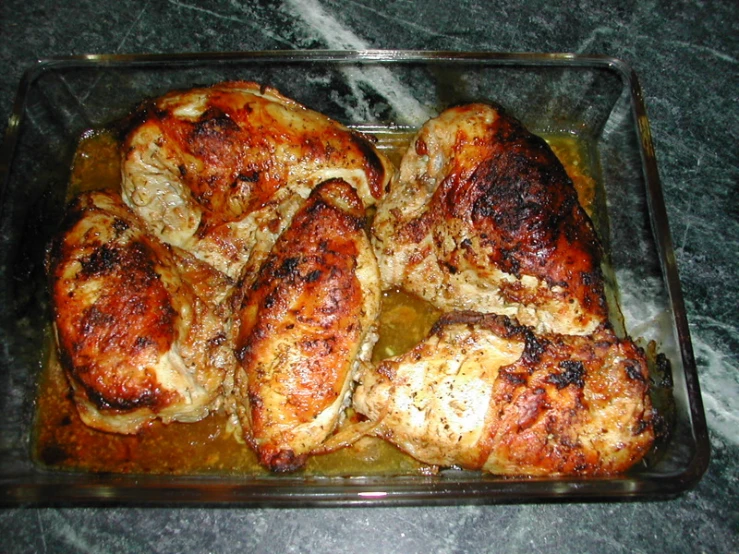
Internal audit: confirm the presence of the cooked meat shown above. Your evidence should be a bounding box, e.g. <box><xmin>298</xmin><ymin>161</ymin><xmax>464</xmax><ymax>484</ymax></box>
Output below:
<box><xmin>121</xmin><ymin>81</ymin><xmax>393</xmax><ymax>279</ymax></box>
<box><xmin>47</xmin><ymin>190</ymin><xmax>236</xmax><ymax>434</ymax></box>
<box><xmin>373</xmin><ymin>103</ymin><xmax>608</xmax><ymax>335</ymax></box>
<box><xmin>353</xmin><ymin>311</ymin><xmax>654</xmax><ymax>476</ymax></box>
<box><xmin>233</xmin><ymin>179</ymin><xmax>381</xmax><ymax>471</ymax></box>
<box><xmin>47</xmin><ymin>84</ymin><xmax>656</xmax><ymax>479</ymax></box>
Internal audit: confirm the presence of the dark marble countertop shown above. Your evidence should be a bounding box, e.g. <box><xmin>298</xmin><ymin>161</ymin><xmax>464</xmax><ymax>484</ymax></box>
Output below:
<box><xmin>1</xmin><ymin>1</ymin><xmax>736</xmax><ymax>552</ymax></box>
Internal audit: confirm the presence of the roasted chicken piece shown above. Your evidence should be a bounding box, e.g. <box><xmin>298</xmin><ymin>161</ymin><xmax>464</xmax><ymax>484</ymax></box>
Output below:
<box><xmin>233</xmin><ymin>179</ymin><xmax>381</xmax><ymax>471</ymax></box>
<box><xmin>121</xmin><ymin>81</ymin><xmax>393</xmax><ymax>279</ymax></box>
<box><xmin>373</xmin><ymin>103</ymin><xmax>608</xmax><ymax>335</ymax></box>
<box><xmin>47</xmin><ymin>190</ymin><xmax>236</xmax><ymax>434</ymax></box>
<box><xmin>353</xmin><ymin>311</ymin><xmax>654</xmax><ymax>476</ymax></box>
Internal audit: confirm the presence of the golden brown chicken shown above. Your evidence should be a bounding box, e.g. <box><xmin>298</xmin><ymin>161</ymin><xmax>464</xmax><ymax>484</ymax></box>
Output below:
<box><xmin>47</xmin><ymin>190</ymin><xmax>236</xmax><ymax>434</ymax></box>
<box><xmin>46</xmin><ymin>81</ymin><xmax>655</xmax><ymax>480</ymax></box>
<box><xmin>232</xmin><ymin>179</ymin><xmax>381</xmax><ymax>471</ymax></box>
<box><xmin>121</xmin><ymin>81</ymin><xmax>393</xmax><ymax>279</ymax></box>
<box><xmin>373</xmin><ymin>103</ymin><xmax>608</xmax><ymax>336</ymax></box>
<box><xmin>353</xmin><ymin>311</ymin><xmax>654</xmax><ymax>476</ymax></box>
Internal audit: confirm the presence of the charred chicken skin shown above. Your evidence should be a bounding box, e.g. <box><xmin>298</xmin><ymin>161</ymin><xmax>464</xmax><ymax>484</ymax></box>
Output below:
<box><xmin>46</xmin><ymin>82</ymin><xmax>656</xmax><ymax>478</ymax></box>
<box><xmin>233</xmin><ymin>179</ymin><xmax>381</xmax><ymax>471</ymax></box>
<box><xmin>353</xmin><ymin>312</ymin><xmax>654</xmax><ymax>476</ymax></box>
<box><xmin>121</xmin><ymin>81</ymin><xmax>393</xmax><ymax>279</ymax></box>
<box><xmin>373</xmin><ymin>103</ymin><xmax>608</xmax><ymax>335</ymax></box>
<box><xmin>47</xmin><ymin>190</ymin><xmax>236</xmax><ymax>434</ymax></box>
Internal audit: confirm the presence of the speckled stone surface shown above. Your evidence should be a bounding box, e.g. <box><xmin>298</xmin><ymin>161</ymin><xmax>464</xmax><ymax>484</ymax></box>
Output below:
<box><xmin>0</xmin><ymin>1</ymin><xmax>737</xmax><ymax>552</ymax></box>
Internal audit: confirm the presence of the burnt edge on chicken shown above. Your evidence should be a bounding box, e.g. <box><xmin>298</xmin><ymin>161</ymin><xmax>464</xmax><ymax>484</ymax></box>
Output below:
<box><xmin>373</xmin><ymin>102</ymin><xmax>609</xmax><ymax>336</ymax></box>
<box><xmin>232</xmin><ymin>179</ymin><xmax>381</xmax><ymax>472</ymax></box>
<box><xmin>44</xmin><ymin>84</ymin><xmax>659</xmax><ymax>477</ymax></box>
<box><xmin>46</xmin><ymin>190</ymin><xmax>233</xmax><ymax>434</ymax></box>
<box><xmin>354</xmin><ymin>311</ymin><xmax>655</xmax><ymax>476</ymax></box>
<box><xmin>48</xmin><ymin>194</ymin><xmax>176</xmax><ymax>413</ymax></box>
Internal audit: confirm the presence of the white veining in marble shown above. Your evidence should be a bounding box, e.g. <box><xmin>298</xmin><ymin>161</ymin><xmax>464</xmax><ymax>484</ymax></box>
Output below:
<box><xmin>616</xmin><ymin>269</ymin><xmax>673</xmax><ymax>344</ymax></box>
<box><xmin>284</xmin><ymin>0</ymin><xmax>433</xmax><ymax>124</ymax></box>
<box><xmin>1</xmin><ymin>1</ymin><xmax>737</xmax><ymax>551</ymax></box>
<box><xmin>689</xmin><ymin>330</ymin><xmax>739</xmax><ymax>444</ymax></box>
<box><xmin>618</xmin><ymin>269</ymin><xmax>737</xmax><ymax>444</ymax></box>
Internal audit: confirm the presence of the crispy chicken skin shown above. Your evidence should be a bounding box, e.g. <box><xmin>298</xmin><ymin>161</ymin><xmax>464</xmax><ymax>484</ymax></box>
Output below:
<box><xmin>121</xmin><ymin>81</ymin><xmax>393</xmax><ymax>278</ymax></box>
<box><xmin>233</xmin><ymin>179</ymin><xmax>381</xmax><ymax>471</ymax></box>
<box><xmin>46</xmin><ymin>83</ymin><xmax>656</xmax><ymax>479</ymax></box>
<box><xmin>373</xmin><ymin>103</ymin><xmax>608</xmax><ymax>335</ymax></box>
<box><xmin>47</xmin><ymin>190</ymin><xmax>236</xmax><ymax>434</ymax></box>
<box><xmin>353</xmin><ymin>312</ymin><xmax>654</xmax><ymax>476</ymax></box>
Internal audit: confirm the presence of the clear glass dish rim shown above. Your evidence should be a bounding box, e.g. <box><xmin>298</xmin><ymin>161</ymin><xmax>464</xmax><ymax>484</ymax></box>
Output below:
<box><xmin>0</xmin><ymin>50</ymin><xmax>710</xmax><ymax>507</ymax></box>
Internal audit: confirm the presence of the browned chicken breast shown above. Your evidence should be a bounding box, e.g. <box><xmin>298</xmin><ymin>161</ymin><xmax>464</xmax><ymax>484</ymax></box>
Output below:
<box><xmin>121</xmin><ymin>81</ymin><xmax>393</xmax><ymax>279</ymax></box>
<box><xmin>47</xmin><ymin>190</ymin><xmax>236</xmax><ymax>434</ymax></box>
<box><xmin>353</xmin><ymin>312</ymin><xmax>654</xmax><ymax>476</ymax></box>
<box><xmin>233</xmin><ymin>179</ymin><xmax>381</xmax><ymax>471</ymax></box>
<box><xmin>373</xmin><ymin>103</ymin><xmax>608</xmax><ymax>335</ymax></box>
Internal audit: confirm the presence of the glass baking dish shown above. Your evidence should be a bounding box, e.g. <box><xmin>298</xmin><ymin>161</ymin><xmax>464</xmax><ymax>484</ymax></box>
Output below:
<box><xmin>0</xmin><ymin>50</ymin><xmax>709</xmax><ymax>506</ymax></box>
